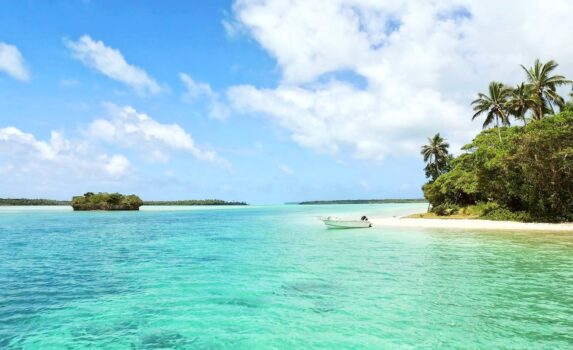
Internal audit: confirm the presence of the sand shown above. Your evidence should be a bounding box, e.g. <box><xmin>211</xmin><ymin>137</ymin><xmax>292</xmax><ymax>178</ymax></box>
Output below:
<box><xmin>370</xmin><ymin>216</ymin><xmax>573</xmax><ymax>232</ymax></box>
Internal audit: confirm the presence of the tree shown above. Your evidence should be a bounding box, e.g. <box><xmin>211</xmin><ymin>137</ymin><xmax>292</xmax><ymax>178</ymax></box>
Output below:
<box><xmin>422</xmin><ymin>111</ymin><xmax>573</xmax><ymax>222</ymax></box>
<box><xmin>71</xmin><ymin>192</ymin><xmax>143</xmax><ymax>211</ymax></box>
<box><xmin>472</xmin><ymin>81</ymin><xmax>512</xmax><ymax>142</ymax></box>
<box><xmin>421</xmin><ymin>133</ymin><xmax>451</xmax><ymax>182</ymax></box>
<box><xmin>508</xmin><ymin>83</ymin><xmax>536</xmax><ymax>125</ymax></box>
<box><xmin>521</xmin><ymin>59</ymin><xmax>571</xmax><ymax>120</ymax></box>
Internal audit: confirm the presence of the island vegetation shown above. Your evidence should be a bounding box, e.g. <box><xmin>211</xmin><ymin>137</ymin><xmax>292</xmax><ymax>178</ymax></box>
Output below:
<box><xmin>299</xmin><ymin>199</ymin><xmax>427</xmax><ymax>205</ymax></box>
<box><xmin>0</xmin><ymin>197</ymin><xmax>248</xmax><ymax>207</ymax></box>
<box><xmin>144</xmin><ymin>200</ymin><xmax>247</xmax><ymax>206</ymax></box>
<box><xmin>0</xmin><ymin>198</ymin><xmax>71</xmax><ymax>206</ymax></box>
<box><xmin>71</xmin><ymin>192</ymin><xmax>143</xmax><ymax>211</ymax></box>
<box><xmin>421</xmin><ymin>59</ymin><xmax>573</xmax><ymax>222</ymax></box>
<box><xmin>0</xmin><ymin>198</ymin><xmax>70</xmax><ymax>206</ymax></box>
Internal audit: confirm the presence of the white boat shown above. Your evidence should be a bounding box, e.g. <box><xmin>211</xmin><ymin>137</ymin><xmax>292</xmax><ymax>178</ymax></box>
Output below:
<box><xmin>320</xmin><ymin>216</ymin><xmax>372</xmax><ymax>229</ymax></box>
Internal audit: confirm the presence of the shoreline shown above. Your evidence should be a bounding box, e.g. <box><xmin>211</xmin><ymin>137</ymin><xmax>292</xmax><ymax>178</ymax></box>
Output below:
<box><xmin>370</xmin><ymin>216</ymin><xmax>573</xmax><ymax>232</ymax></box>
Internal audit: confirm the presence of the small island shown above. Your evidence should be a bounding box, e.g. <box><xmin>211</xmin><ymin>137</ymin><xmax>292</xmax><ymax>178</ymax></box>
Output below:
<box><xmin>71</xmin><ymin>192</ymin><xmax>143</xmax><ymax>211</ymax></box>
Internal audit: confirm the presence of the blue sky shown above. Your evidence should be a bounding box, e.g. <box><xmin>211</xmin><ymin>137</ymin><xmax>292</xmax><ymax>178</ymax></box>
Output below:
<box><xmin>1</xmin><ymin>0</ymin><xmax>572</xmax><ymax>203</ymax></box>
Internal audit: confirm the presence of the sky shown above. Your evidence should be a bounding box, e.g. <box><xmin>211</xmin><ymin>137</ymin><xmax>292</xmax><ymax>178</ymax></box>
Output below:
<box><xmin>1</xmin><ymin>0</ymin><xmax>573</xmax><ymax>204</ymax></box>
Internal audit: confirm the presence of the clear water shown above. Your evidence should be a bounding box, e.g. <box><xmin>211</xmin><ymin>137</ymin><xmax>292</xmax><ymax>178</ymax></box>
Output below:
<box><xmin>1</xmin><ymin>204</ymin><xmax>572</xmax><ymax>349</ymax></box>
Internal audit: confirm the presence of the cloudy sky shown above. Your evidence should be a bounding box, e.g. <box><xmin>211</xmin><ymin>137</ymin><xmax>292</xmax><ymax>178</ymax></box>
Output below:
<box><xmin>1</xmin><ymin>0</ymin><xmax>572</xmax><ymax>203</ymax></box>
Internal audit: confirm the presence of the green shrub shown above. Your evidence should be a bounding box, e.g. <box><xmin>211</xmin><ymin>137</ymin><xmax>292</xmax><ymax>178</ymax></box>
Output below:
<box><xmin>459</xmin><ymin>202</ymin><xmax>500</xmax><ymax>216</ymax></box>
<box><xmin>71</xmin><ymin>192</ymin><xmax>142</xmax><ymax>211</ymax></box>
<box><xmin>481</xmin><ymin>208</ymin><xmax>532</xmax><ymax>222</ymax></box>
<box><xmin>432</xmin><ymin>203</ymin><xmax>460</xmax><ymax>216</ymax></box>
<box><xmin>422</xmin><ymin>111</ymin><xmax>573</xmax><ymax>223</ymax></box>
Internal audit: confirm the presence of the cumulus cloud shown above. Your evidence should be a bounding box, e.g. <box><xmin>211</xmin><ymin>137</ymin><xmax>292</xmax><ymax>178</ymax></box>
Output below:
<box><xmin>227</xmin><ymin>0</ymin><xmax>573</xmax><ymax>160</ymax></box>
<box><xmin>88</xmin><ymin>103</ymin><xmax>230</xmax><ymax>167</ymax></box>
<box><xmin>179</xmin><ymin>73</ymin><xmax>230</xmax><ymax>120</ymax></box>
<box><xmin>65</xmin><ymin>35</ymin><xmax>162</xmax><ymax>94</ymax></box>
<box><xmin>0</xmin><ymin>42</ymin><xmax>30</xmax><ymax>81</ymax></box>
<box><xmin>0</xmin><ymin>126</ymin><xmax>131</xmax><ymax>180</ymax></box>
<box><xmin>0</xmin><ymin>104</ymin><xmax>231</xmax><ymax>195</ymax></box>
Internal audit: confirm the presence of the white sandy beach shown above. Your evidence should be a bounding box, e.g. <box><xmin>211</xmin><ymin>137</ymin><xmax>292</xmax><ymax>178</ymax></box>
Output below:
<box><xmin>371</xmin><ymin>216</ymin><xmax>573</xmax><ymax>232</ymax></box>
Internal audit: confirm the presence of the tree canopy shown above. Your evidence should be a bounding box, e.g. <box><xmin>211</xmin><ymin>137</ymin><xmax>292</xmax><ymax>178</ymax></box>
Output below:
<box><xmin>71</xmin><ymin>192</ymin><xmax>143</xmax><ymax>211</ymax></box>
<box><xmin>423</xmin><ymin>111</ymin><xmax>573</xmax><ymax>222</ymax></box>
<box><xmin>421</xmin><ymin>133</ymin><xmax>451</xmax><ymax>181</ymax></box>
<box><xmin>422</xmin><ymin>59</ymin><xmax>573</xmax><ymax>222</ymax></box>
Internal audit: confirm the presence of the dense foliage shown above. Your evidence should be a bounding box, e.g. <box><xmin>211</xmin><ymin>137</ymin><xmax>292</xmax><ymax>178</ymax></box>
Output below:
<box><xmin>423</xmin><ymin>111</ymin><xmax>573</xmax><ymax>222</ymax></box>
<box><xmin>422</xmin><ymin>59</ymin><xmax>573</xmax><ymax>222</ymax></box>
<box><xmin>0</xmin><ymin>198</ymin><xmax>70</xmax><ymax>206</ymax></box>
<box><xmin>420</xmin><ymin>133</ymin><xmax>452</xmax><ymax>181</ymax></box>
<box><xmin>71</xmin><ymin>192</ymin><xmax>143</xmax><ymax>211</ymax></box>
<box><xmin>144</xmin><ymin>200</ymin><xmax>247</xmax><ymax>206</ymax></box>
<box><xmin>299</xmin><ymin>199</ymin><xmax>427</xmax><ymax>205</ymax></box>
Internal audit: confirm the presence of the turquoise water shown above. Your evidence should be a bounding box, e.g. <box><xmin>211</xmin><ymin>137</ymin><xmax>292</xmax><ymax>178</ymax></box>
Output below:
<box><xmin>1</xmin><ymin>204</ymin><xmax>573</xmax><ymax>349</ymax></box>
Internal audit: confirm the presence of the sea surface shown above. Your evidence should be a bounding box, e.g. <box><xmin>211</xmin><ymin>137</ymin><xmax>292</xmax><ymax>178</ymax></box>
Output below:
<box><xmin>1</xmin><ymin>204</ymin><xmax>572</xmax><ymax>349</ymax></box>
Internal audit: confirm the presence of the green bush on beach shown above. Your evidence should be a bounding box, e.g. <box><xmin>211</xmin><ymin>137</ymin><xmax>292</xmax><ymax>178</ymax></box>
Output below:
<box><xmin>421</xmin><ymin>59</ymin><xmax>573</xmax><ymax>222</ymax></box>
<box><xmin>423</xmin><ymin>111</ymin><xmax>573</xmax><ymax>222</ymax></box>
<box><xmin>71</xmin><ymin>192</ymin><xmax>143</xmax><ymax>211</ymax></box>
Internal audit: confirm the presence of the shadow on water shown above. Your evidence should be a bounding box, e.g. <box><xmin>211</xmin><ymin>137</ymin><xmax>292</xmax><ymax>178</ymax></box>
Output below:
<box><xmin>132</xmin><ymin>331</ymin><xmax>198</xmax><ymax>349</ymax></box>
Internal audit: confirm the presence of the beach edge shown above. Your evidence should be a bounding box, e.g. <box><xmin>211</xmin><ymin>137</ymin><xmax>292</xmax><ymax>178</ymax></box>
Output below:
<box><xmin>370</xmin><ymin>216</ymin><xmax>573</xmax><ymax>232</ymax></box>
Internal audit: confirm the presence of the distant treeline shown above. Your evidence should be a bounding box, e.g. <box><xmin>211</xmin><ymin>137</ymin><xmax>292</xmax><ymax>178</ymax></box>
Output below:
<box><xmin>299</xmin><ymin>199</ymin><xmax>427</xmax><ymax>205</ymax></box>
<box><xmin>0</xmin><ymin>198</ymin><xmax>70</xmax><ymax>206</ymax></box>
<box><xmin>144</xmin><ymin>200</ymin><xmax>248</xmax><ymax>206</ymax></box>
<box><xmin>0</xmin><ymin>198</ymin><xmax>248</xmax><ymax>206</ymax></box>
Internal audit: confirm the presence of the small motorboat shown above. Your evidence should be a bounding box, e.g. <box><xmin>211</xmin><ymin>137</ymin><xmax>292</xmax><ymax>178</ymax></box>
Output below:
<box><xmin>320</xmin><ymin>215</ymin><xmax>372</xmax><ymax>229</ymax></box>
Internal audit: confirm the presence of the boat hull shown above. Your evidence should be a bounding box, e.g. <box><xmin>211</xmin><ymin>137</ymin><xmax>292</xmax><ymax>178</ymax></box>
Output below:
<box><xmin>322</xmin><ymin>220</ymin><xmax>372</xmax><ymax>229</ymax></box>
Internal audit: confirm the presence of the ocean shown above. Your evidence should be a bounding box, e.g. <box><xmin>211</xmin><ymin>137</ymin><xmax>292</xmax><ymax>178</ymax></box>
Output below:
<box><xmin>1</xmin><ymin>204</ymin><xmax>572</xmax><ymax>349</ymax></box>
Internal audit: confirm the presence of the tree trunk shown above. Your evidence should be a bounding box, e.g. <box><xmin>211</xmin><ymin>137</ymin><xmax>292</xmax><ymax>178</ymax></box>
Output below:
<box><xmin>538</xmin><ymin>90</ymin><xmax>544</xmax><ymax>119</ymax></box>
<box><xmin>496</xmin><ymin>116</ymin><xmax>502</xmax><ymax>143</ymax></box>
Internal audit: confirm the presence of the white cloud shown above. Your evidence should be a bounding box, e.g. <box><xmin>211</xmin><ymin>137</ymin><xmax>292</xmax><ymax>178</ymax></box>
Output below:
<box><xmin>88</xmin><ymin>103</ymin><xmax>230</xmax><ymax>167</ymax></box>
<box><xmin>65</xmin><ymin>35</ymin><xmax>162</xmax><ymax>94</ymax></box>
<box><xmin>279</xmin><ymin>164</ymin><xmax>294</xmax><ymax>175</ymax></box>
<box><xmin>102</xmin><ymin>154</ymin><xmax>131</xmax><ymax>176</ymax></box>
<box><xmin>0</xmin><ymin>42</ymin><xmax>30</xmax><ymax>81</ymax></box>
<box><xmin>179</xmin><ymin>73</ymin><xmax>230</xmax><ymax>120</ymax></box>
<box><xmin>227</xmin><ymin>0</ymin><xmax>573</xmax><ymax>160</ymax></box>
<box><xmin>359</xmin><ymin>180</ymin><xmax>370</xmax><ymax>190</ymax></box>
<box><xmin>0</xmin><ymin>126</ymin><xmax>131</xmax><ymax>180</ymax></box>
<box><xmin>0</xmin><ymin>104</ymin><xmax>231</xmax><ymax>196</ymax></box>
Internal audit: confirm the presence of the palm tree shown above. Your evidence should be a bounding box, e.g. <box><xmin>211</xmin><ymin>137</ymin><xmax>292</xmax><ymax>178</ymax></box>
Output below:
<box><xmin>521</xmin><ymin>59</ymin><xmax>572</xmax><ymax>120</ymax></box>
<box><xmin>421</xmin><ymin>133</ymin><xmax>450</xmax><ymax>181</ymax></box>
<box><xmin>508</xmin><ymin>83</ymin><xmax>536</xmax><ymax>125</ymax></box>
<box><xmin>471</xmin><ymin>81</ymin><xmax>512</xmax><ymax>142</ymax></box>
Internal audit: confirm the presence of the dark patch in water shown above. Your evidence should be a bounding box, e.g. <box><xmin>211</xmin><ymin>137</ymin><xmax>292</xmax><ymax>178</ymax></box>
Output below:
<box><xmin>311</xmin><ymin>305</ymin><xmax>335</xmax><ymax>314</ymax></box>
<box><xmin>133</xmin><ymin>331</ymin><xmax>197</xmax><ymax>349</ymax></box>
<box><xmin>276</xmin><ymin>280</ymin><xmax>336</xmax><ymax>299</ymax></box>
<box><xmin>207</xmin><ymin>236</ymin><xmax>244</xmax><ymax>242</ymax></box>
<box><xmin>217</xmin><ymin>297</ymin><xmax>261</xmax><ymax>308</ymax></box>
<box><xmin>196</xmin><ymin>255</ymin><xmax>219</xmax><ymax>263</ymax></box>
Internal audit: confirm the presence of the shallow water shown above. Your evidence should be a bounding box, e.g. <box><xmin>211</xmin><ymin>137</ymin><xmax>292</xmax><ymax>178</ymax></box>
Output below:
<box><xmin>1</xmin><ymin>204</ymin><xmax>572</xmax><ymax>349</ymax></box>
